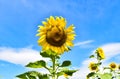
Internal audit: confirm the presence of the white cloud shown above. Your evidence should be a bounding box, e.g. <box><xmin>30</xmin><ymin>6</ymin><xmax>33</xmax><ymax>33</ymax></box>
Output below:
<box><xmin>75</xmin><ymin>40</ymin><xmax>94</xmax><ymax>46</ymax></box>
<box><xmin>101</xmin><ymin>43</ymin><xmax>120</xmax><ymax>61</ymax></box>
<box><xmin>74</xmin><ymin>40</ymin><xmax>94</xmax><ymax>48</ymax></box>
<box><xmin>69</xmin><ymin>43</ymin><xmax>120</xmax><ymax>79</ymax></box>
<box><xmin>0</xmin><ymin>47</ymin><xmax>49</xmax><ymax>65</ymax></box>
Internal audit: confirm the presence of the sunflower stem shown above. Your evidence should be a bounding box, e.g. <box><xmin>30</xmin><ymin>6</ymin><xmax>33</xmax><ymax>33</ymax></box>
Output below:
<box><xmin>52</xmin><ymin>55</ymin><xmax>56</xmax><ymax>79</ymax></box>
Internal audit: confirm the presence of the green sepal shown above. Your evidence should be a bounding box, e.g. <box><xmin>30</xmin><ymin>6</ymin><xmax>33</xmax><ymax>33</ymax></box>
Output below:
<box><xmin>26</xmin><ymin>60</ymin><xmax>46</xmax><ymax>68</ymax></box>
<box><xmin>40</xmin><ymin>51</ymin><xmax>51</xmax><ymax>58</ymax></box>
<box><xmin>40</xmin><ymin>50</ymin><xmax>60</xmax><ymax>59</ymax></box>
<box><xmin>60</xmin><ymin>60</ymin><xmax>71</xmax><ymax>67</ymax></box>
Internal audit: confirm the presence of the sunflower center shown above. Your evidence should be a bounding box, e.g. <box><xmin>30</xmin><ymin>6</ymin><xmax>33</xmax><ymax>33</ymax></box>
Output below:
<box><xmin>111</xmin><ymin>64</ymin><xmax>116</xmax><ymax>68</ymax></box>
<box><xmin>46</xmin><ymin>26</ymin><xmax>67</xmax><ymax>46</ymax></box>
<box><xmin>119</xmin><ymin>66</ymin><xmax>120</xmax><ymax>70</ymax></box>
<box><xmin>91</xmin><ymin>66</ymin><xmax>97</xmax><ymax>70</ymax></box>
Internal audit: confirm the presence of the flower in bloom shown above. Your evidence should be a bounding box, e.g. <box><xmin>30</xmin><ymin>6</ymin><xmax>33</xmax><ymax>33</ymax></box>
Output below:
<box><xmin>109</xmin><ymin>62</ymin><xmax>117</xmax><ymax>70</ymax></box>
<box><xmin>89</xmin><ymin>62</ymin><xmax>98</xmax><ymax>71</ymax></box>
<box><xmin>118</xmin><ymin>64</ymin><xmax>120</xmax><ymax>70</ymax></box>
<box><xmin>36</xmin><ymin>16</ymin><xmax>75</xmax><ymax>54</ymax></box>
<box><xmin>96</xmin><ymin>48</ymin><xmax>105</xmax><ymax>59</ymax></box>
<box><xmin>64</xmin><ymin>73</ymin><xmax>69</xmax><ymax>78</ymax></box>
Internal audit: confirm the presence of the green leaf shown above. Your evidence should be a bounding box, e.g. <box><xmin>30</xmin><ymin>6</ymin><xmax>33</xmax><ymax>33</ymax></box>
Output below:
<box><xmin>89</xmin><ymin>55</ymin><xmax>94</xmax><ymax>58</ymax></box>
<box><xmin>57</xmin><ymin>71</ymin><xmax>64</xmax><ymax>77</ymax></box>
<box><xmin>16</xmin><ymin>71</ymin><xmax>40</xmax><ymax>79</ymax></box>
<box><xmin>16</xmin><ymin>73</ymin><xmax>28</xmax><ymax>79</ymax></box>
<box><xmin>117</xmin><ymin>76</ymin><xmax>120</xmax><ymax>79</ymax></box>
<box><xmin>26</xmin><ymin>60</ymin><xmax>46</xmax><ymax>68</ymax></box>
<box><xmin>63</xmin><ymin>70</ymin><xmax>78</xmax><ymax>76</ymax></box>
<box><xmin>16</xmin><ymin>71</ymin><xmax>50</xmax><ymax>79</ymax></box>
<box><xmin>97</xmin><ymin>62</ymin><xmax>102</xmax><ymax>66</ymax></box>
<box><xmin>61</xmin><ymin>60</ymin><xmax>71</xmax><ymax>67</ymax></box>
<box><xmin>38</xmin><ymin>74</ymin><xmax>49</xmax><ymax>79</ymax></box>
<box><xmin>99</xmin><ymin>73</ymin><xmax>112</xmax><ymax>79</ymax></box>
<box><xmin>87</xmin><ymin>72</ymin><xmax>96</xmax><ymax>78</ymax></box>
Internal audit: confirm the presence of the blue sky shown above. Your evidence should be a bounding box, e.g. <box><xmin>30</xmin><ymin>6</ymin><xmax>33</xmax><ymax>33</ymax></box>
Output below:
<box><xmin>0</xmin><ymin>0</ymin><xmax>120</xmax><ymax>79</ymax></box>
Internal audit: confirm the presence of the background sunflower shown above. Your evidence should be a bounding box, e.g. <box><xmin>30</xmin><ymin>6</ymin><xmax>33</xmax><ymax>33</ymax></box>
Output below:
<box><xmin>89</xmin><ymin>62</ymin><xmax>98</xmax><ymax>71</ymax></box>
<box><xmin>96</xmin><ymin>48</ymin><xmax>105</xmax><ymax>59</ymax></box>
<box><xmin>109</xmin><ymin>62</ymin><xmax>117</xmax><ymax>70</ymax></box>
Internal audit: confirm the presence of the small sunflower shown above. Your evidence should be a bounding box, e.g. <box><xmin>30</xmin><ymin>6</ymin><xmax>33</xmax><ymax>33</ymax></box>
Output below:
<box><xmin>89</xmin><ymin>62</ymin><xmax>98</xmax><ymax>71</ymax></box>
<box><xmin>118</xmin><ymin>64</ymin><xmax>120</xmax><ymax>70</ymax></box>
<box><xmin>64</xmin><ymin>73</ymin><xmax>69</xmax><ymax>78</ymax></box>
<box><xmin>36</xmin><ymin>16</ymin><xmax>75</xmax><ymax>54</ymax></box>
<box><xmin>109</xmin><ymin>62</ymin><xmax>117</xmax><ymax>70</ymax></box>
<box><xmin>96</xmin><ymin>48</ymin><xmax>105</xmax><ymax>59</ymax></box>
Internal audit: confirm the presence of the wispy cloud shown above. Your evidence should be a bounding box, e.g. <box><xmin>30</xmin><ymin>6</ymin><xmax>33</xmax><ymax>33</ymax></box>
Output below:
<box><xmin>69</xmin><ymin>42</ymin><xmax>120</xmax><ymax>79</ymax></box>
<box><xmin>75</xmin><ymin>40</ymin><xmax>94</xmax><ymax>46</ymax></box>
<box><xmin>74</xmin><ymin>40</ymin><xmax>94</xmax><ymax>48</ymax></box>
<box><xmin>0</xmin><ymin>47</ymin><xmax>49</xmax><ymax>65</ymax></box>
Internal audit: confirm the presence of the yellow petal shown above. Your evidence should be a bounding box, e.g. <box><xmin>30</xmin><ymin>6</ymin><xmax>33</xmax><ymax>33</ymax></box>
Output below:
<box><xmin>66</xmin><ymin>41</ymin><xmax>74</xmax><ymax>46</ymax></box>
<box><xmin>58</xmin><ymin>47</ymin><xmax>62</xmax><ymax>54</ymax></box>
<box><xmin>54</xmin><ymin>47</ymin><xmax>58</xmax><ymax>53</ymax></box>
<box><xmin>66</xmin><ymin>25</ymin><xmax>74</xmax><ymax>33</ymax></box>
<box><xmin>61</xmin><ymin>46</ymin><xmax>64</xmax><ymax>53</ymax></box>
<box><xmin>38</xmin><ymin>39</ymin><xmax>46</xmax><ymax>45</ymax></box>
<box><xmin>42</xmin><ymin>21</ymin><xmax>47</xmax><ymax>26</ymax></box>
<box><xmin>67</xmin><ymin>34</ymin><xmax>75</xmax><ymax>41</ymax></box>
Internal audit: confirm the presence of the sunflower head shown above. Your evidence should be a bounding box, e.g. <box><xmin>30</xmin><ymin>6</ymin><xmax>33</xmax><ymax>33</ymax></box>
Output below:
<box><xmin>64</xmin><ymin>73</ymin><xmax>69</xmax><ymax>78</ymax></box>
<box><xmin>96</xmin><ymin>48</ymin><xmax>105</xmax><ymax>59</ymax></box>
<box><xmin>118</xmin><ymin>64</ymin><xmax>120</xmax><ymax>70</ymax></box>
<box><xmin>109</xmin><ymin>62</ymin><xmax>117</xmax><ymax>70</ymax></box>
<box><xmin>36</xmin><ymin>16</ymin><xmax>75</xmax><ymax>54</ymax></box>
<box><xmin>89</xmin><ymin>62</ymin><xmax>98</xmax><ymax>71</ymax></box>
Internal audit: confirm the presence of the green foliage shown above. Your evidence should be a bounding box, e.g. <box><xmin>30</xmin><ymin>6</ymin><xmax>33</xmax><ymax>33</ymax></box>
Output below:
<box><xmin>117</xmin><ymin>76</ymin><xmax>120</xmax><ymax>79</ymax></box>
<box><xmin>40</xmin><ymin>50</ymin><xmax>60</xmax><ymax>59</ymax></box>
<box><xmin>57</xmin><ymin>71</ymin><xmax>64</xmax><ymax>77</ymax></box>
<box><xmin>99</xmin><ymin>73</ymin><xmax>112</xmax><ymax>79</ymax></box>
<box><xmin>89</xmin><ymin>55</ymin><xmax>94</xmax><ymax>58</ymax></box>
<box><xmin>63</xmin><ymin>69</ymin><xmax>78</xmax><ymax>76</ymax></box>
<box><xmin>87</xmin><ymin>72</ymin><xmax>95</xmax><ymax>78</ymax></box>
<box><xmin>40</xmin><ymin>51</ymin><xmax>51</xmax><ymax>58</ymax></box>
<box><xmin>17</xmin><ymin>50</ymin><xmax>77</xmax><ymax>79</ymax></box>
<box><xmin>26</xmin><ymin>60</ymin><xmax>46</xmax><ymax>68</ymax></box>
<box><xmin>16</xmin><ymin>71</ymin><xmax>49</xmax><ymax>79</ymax></box>
<box><xmin>87</xmin><ymin>48</ymin><xmax>120</xmax><ymax>79</ymax></box>
<box><xmin>61</xmin><ymin>60</ymin><xmax>71</xmax><ymax>67</ymax></box>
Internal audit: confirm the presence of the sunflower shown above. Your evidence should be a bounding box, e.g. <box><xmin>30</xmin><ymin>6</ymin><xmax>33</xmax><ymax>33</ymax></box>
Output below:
<box><xmin>64</xmin><ymin>73</ymin><xmax>69</xmax><ymax>78</ymax></box>
<box><xmin>96</xmin><ymin>48</ymin><xmax>105</xmax><ymax>59</ymax></box>
<box><xmin>89</xmin><ymin>62</ymin><xmax>98</xmax><ymax>71</ymax></box>
<box><xmin>36</xmin><ymin>16</ymin><xmax>75</xmax><ymax>54</ymax></box>
<box><xmin>118</xmin><ymin>64</ymin><xmax>120</xmax><ymax>70</ymax></box>
<box><xmin>109</xmin><ymin>62</ymin><xmax>117</xmax><ymax>70</ymax></box>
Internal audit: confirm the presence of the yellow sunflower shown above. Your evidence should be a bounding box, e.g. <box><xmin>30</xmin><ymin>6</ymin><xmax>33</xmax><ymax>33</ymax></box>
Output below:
<box><xmin>109</xmin><ymin>62</ymin><xmax>117</xmax><ymax>70</ymax></box>
<box><xmin>89</xmin><ymin>62</ymin><xmax>98</xmax><ymax>71</ymax></box>
<box><xmin>118</xmin><ymin>64</ymin><xmax>120</xmax><ymax>70</ymax></box>
<box><xmin>36</xmin><ymin>16</ymin><xmax>75</xmax><ymax>54</ymax></box>
<box><xmin>96</xmin><ymin>48</ymin><xmax>105</xmax><ymax>59</ymax></box>
<box><xmin>64</xmin><ymin>73</ymin><xmax>69</xmax><ymax>78</ymax></box>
